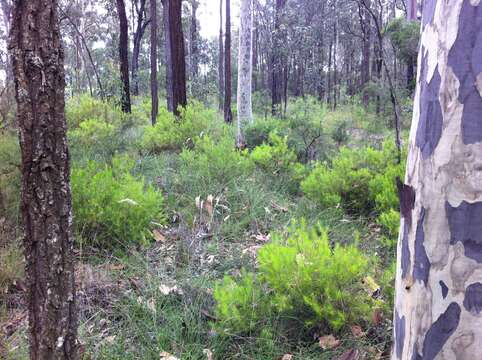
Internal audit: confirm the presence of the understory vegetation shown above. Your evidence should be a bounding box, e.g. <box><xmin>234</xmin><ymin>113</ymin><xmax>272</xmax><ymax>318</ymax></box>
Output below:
<box><xmin>0</xmin><ymin>94</ymin><xmax>407</xmax><ymax>359</ymax></box>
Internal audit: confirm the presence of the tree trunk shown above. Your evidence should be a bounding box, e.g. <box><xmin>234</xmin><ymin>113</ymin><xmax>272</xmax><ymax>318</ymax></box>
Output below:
<box><xmin>236</xmin><ymin>0</ymin><xmax>253</xmax><ymax>147</ymax></box>
<box><xmin>116</xmin><ymin>0</ymin><xmax>132</xmax><ymax>113</ymax></box>
<box><xmin>1</xmin><ymin>0</ymin><xmax>12</xmax><ymax>84</ymax></box>
<box><xmin>150</xmin><ymin>0</ymin><xmax>158</xmax><ymax>125</ymax></box>
<box><xmin>406</xmin><ymin>56</ymin><xmax>415</xmax><ymax>91</ymax></box>
<box><xmin>131</xmin><ymin>0</ymin><xmax>149</xmax><ymax>96</ymax></box>
<box><xmin>224</xmin><ymin>0</ymin><xmax>233</xmax><ymax>123</ymax></box>
<box><xmin>359</xmin><ymin>0</ymin><xmax>371</xmax><ymax>107</ymax></box>
<box><xmin>218</xmin><ymin>0</ymin><xmax>224</xmax><ymax>111</ymax></box>
<box><xmin>9</xmin><ymin>0</ymin><xmax>78</xmax><ymax>358</ymax></box>
<box><xmin>163</xmin><ymin>0</ymin><xmax>187</xmax><ymax>115</ymax></box>
<box><xmin>393</xmin><ymin>1</ymin><xmax>482</xmax><ymax>358</ymax></box>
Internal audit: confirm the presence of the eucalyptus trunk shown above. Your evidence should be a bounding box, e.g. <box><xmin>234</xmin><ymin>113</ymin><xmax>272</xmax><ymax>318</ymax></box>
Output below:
<box><xmin>393</xmin><ymin>0</ymin><xmax>482</xmax><ymax>358</ymax></box>
<box><xmin>9</xmin><ymin>0</ymin><xmax>78</xmax><ymax>357</ymax></box>
<box><xmin>236</xmin><ymin>0</ymin><xmax>253</xmax><ymax>147</ymax></box>
<box><xmin>116</xmin><ymin>0</ymin><xmax>131</xmax><ymax>113</ymax></box>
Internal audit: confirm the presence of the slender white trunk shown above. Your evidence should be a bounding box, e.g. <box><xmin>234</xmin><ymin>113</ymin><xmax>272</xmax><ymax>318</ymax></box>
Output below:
<box><xmin>236</xmin><ymin>0</ymin><xmax>253</xmax><ymax>146</ymax></box>
<box><xmin>393</xmin><ymin>0</ymin><xmax>482</xmax><ymax>359</ymax></box>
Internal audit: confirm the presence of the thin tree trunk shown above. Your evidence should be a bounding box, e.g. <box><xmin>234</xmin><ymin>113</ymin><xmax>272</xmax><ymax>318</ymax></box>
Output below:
<box><xmin>224</xmin><ymin>0</ymin><xmax>233</xmax><ymax>123</ymax></box>
<box><xmin>9</xmin><ymin>0</ymin><xmax>78</xmax><ymax>358</ymax></box>
<box><xmin>218</xmin><ymin>0</ymin><xmax>224</xmax><ymax>111</ymax></box>
<box><xmin>150</xmin><ymin>0</ymin><xmax>158</xmax><ymax>125</ymax></box>
<box><xmin>236</xmin><ymin>0</ymin><xmax>253</xmax><ymax>147</ymax></box>
<box><xmin>131</xmin><ymin>0</ymin><xmax>149</xmax><ymax>96</ymax></box>
<box><xmin>0</xmin><ymin>0</ymin><xmax>12</xmax><ymax>84</ymax></box>
<box><xmin>190</xmin><ymin>0</ymin><xmax>199</xmax><ymax>80</ymax></box>
<box><xmin>116</xmin><ymin>0</ymin><xmax>132</xmax><ymax>112</ymax></box>
<box><xmin>393</xmin><ymin>0</ymin><xmax>482</xmax><ymax>358</ymax></box>
<box><xmin>271</xmin><ymin>0</ymin><xmax>286</xmax><ymax>116</ymax></box>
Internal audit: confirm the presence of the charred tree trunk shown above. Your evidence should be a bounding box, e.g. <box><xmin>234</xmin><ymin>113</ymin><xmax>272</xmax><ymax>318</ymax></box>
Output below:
<box><xmin>393</xmin><ymin>0</ymin><xmax>482</xmax><ymax>358</ymax></box>
<box><xmin>218</xmin><ymin>0</ymin><xmax>224</xmax><ymax>111</ymax></box>
<box><xmin>9</xmin><ymin>0</ymin><xmax>78</xmax><ymax>358</ymax></box>
<box><xmin>116</xmin><ymin>0</ymin><xmax>132</xmax><ymax>113</ymax></box>
<box><xmin>236</xmin><ymin>0</ymin><xmax>253</xmax><ymax>147</ymax></box>
<box><xmin>131</xmin><ymin>0</ymin><xmax>149</xmax><ymax>96</ymax></box>
<box><xmin>150</xmin><ymin>0</ymin><xmax>158</xmax><ymax>125</ymax></box>
<box><xmin>224</xmin><ymin>0</ymin><xmax>233</xmax><ymax>123</ymax></box>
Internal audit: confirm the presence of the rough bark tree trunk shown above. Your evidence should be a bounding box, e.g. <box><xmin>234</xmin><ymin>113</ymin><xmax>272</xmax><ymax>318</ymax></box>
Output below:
<box><xmin>150</xmin><ymin>0</ymin><xmax>158</xmax><ymax>125</ymax></box>
<box><xmin>393</xmin><ymin>0</ymin><xmax>482</xmax><ymax>358</ymax></box>
<box><xmin>1</xmin><ymin>0</ymin><xmax>12</xmax><ymax>84</ymax></box>
<box><xmin>116</xmin><ymin>0</ymin><xmax>132</xmax><ymax>113</ymax></box>
<box><xmin>224</xmin><ymin>0</ymin><xmax>233</xmax><ymax>123</ymax></box>
<box><xmin>236</xmin><ymin>0</ymin><xmax>253</xmax><ymax>147</ymax></box>
<box><xmin>218</xmin><ymin>0</ymin><xmax>224</xmax><ymax>111</ymax></box>
<box><xmin>162</xmin><ymin>0</ymin><xmax>186</xmax><ymax>115</ymax></box>
<box><xmin>359</xmin><ymin>0</ymin><xmax>371</xmax><ymax>107</ymax></box>
<box><xmin>9</xmin><ymin>0</ymin><xmax>78</xmax><ymax>358</ymax></box>
<box><xmin>190</xmin><ymin>0</ymin><xmax>199</xmax><ymax>81</ymax></box>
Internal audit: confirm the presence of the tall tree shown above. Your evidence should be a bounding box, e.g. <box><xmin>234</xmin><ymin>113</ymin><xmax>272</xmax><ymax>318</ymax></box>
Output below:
<box><xmin>162</xmin><ymin>0</ymin><xmax>186</xmax><ymax>115</ymax></box>
<box><xmin>150</xmin><ymin>0</ymin><xmax>158</xmax><ymax>125</ymax></box>
<box><xmin>218</xmin><ymin>0</ymin><xmax>224</xmax><ymax>111</ymax></box>
<box><xmin>236</xmin><ymin>0</ymin><xmax>253</xmax><ymax>147</ymax></box>
<box><xmin>131</xmin><ymin>0</ymin><xmax>149</xmax><ymax>96</ymax></box>
<box><xmin>393</xmin><ymin>0</ymin><xmax>482</xmax><ymax>359</ymax></box>
<box><xmin>116</xmin><ymin>0</ymin><xmax>132</xmax><ymax>113</ymax></box>
<box><xmin>9</xmin><ymin>0</ymin><xmax>78</xmax><ymax>358</ymax></box>
<box><xmin>224</xmin><ymin>0</ymin><xmax>233</xmax><ymax>123</ymax></box>
<box><xmin>0</xmin><ymin>0</ymin><xmax>12</xmax><ymax>83</ymax></box>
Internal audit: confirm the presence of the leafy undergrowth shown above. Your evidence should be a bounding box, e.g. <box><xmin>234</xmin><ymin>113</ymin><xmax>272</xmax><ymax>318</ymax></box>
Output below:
<box><xmin>0</xmin><ymin>96</ymin><xmax>401</xmax><ymax>359</ymax></box>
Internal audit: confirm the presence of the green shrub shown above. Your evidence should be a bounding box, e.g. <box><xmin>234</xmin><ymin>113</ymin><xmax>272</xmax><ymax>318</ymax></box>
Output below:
<box><xmin>0</xmin><ymin>243</ymin><xmax>24</xmax><ymax>295</ymax></box>
<box><xmin>71</xmin><ymin>156</ymin><xmax>165</xmax><ymax>249</ymax></box>
<box><xmin>244</xmin><ymin>117</ymin><xmax>283</xmax><ymax>149</ymax></box>
<box><xmin>69</xmin><ymin>118</ymin><xmax>119</xmax><ymax>160</ymax></box>
<box><xmin>301</xmin><ymin>140</ymin><xmax>405</xmax><ymax>246</ymax></box>
<box><xmin>250</xmin><ymin>132</ymin><xmax>297</xmax><ymax>173</ymax></box>
<box><xmin>0</xmin><ymin>131</ymin><xmax>21</xmax><ymax>223</ymax></box>
<box><xmin>214</xmin><ymin>222</ymin><xmax>374</xmax><ymax>336</ymax></box>
<box><xmin>140</xmin><ymin>102</ymin><xmax>221</xmax><ymax>152</ymax></box>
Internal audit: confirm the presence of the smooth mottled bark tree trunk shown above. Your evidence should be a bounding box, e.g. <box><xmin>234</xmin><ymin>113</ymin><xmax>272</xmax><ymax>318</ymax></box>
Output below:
<box><xmin>218</xmin><ymin>0</ymin><xmax>224</xmax><ymax>112</ymax></box>
<box><xmin>9</xmin><ymin>0</ymin><xmax>78</xmax><ymax>358</ymax></box>
<box><xmin>150</xmin><ymin>0</ymin><xmax>158</xmax><ymax>125</ymax></box>
<box><xmin>163</xmin><ymin>0</ymin><xmax>186</xmax><ymax>115</ymax></box>
<box><xmin>224</xmin><ymin>0</ymin><xmax>233</xmax><ymax>123</ymax></box>
<box><xmin>236</xmin><ymin>0</ymin><xmax>253</xmax><ymax>147</ymax></box>
<box><xmin>116</xmin><ymin>0</ymin><xmax>132</xmax><ymax>113</ymax></box>
<box><xmin>393</xmin><ymin>0</ymin><xmax>482</xmax><ymax>358</ymax></box>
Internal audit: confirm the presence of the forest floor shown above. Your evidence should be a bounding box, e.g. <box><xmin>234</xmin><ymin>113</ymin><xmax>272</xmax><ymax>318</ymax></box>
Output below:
<box><xmin>0</xmin><ymin>96</ymin><xmax>408</xmax><ymax>359</ymax></box>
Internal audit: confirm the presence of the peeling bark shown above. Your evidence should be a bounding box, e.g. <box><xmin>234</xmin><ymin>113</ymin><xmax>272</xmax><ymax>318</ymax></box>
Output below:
<box><xmin>393</xmin><ymin>0</ymin><xmax>482</xmax><ymax>358</ymax></box>
<box><xmin>9</xmin><ymin>0</ymin><xmax>78</xmax><ymax>358</ymax></box>
<box><xmin>236</xmin><ymin>0</ymin><xmax>253</xmax><ymax>147</ymax></box>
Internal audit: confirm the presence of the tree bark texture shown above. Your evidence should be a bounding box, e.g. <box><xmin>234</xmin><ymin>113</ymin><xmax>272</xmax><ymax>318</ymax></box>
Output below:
<box><xmin>116</xmin><ymin>0</ymin><xmax>132</xmax><ymax>113</ymax></box>
<box><xmin>224</xmin><ymin>0</ymin><xmax>233</xmax><ymax>123</ymax></box>
<box><xmin>393</xmin><ymin>0</ymin><xmax>482</xmax><ymax>358</ymax></box>
<box><xmin>236</xmin><ymin>0</ymin><xmax>253</xmax><ymax>146</ymax></box>
<box><xmin>163</xmin><ymin>0</ymin><xmax>186</xmax><ymax>115</ymax></box>
<box><xmin>9</xmin><ymin>0</ymin><xmax>78</xmax><ymax>358</ymax></box>
<box><xmin>150</xmin><ymin>0</ymin><xmax>158</xmax><ymax>125</ymax></box>
<box><xmin>190</xmin><ymin>0</ymin><xmax>199</xmax><ymax>80</ymax></box>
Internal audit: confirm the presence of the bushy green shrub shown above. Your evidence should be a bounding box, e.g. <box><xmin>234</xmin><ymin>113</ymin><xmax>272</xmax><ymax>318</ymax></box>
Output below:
<box><xmin>71</xmin><ymin>156</ymin><xmax>165</xmax><ymax>249</ymax></box>
<box><xmin>69</xmin><ymin>118</ymin><xmax>119</xmax><ymax>160</ymax></box>
<box><xmin>250</xmin><ymin>132</ymin><xmax>297</xmax><ymax>173</ymax></box>
<box><xmin>0</xmin><ymin>131</ymin><xmax>21</xmax><ymax>223</ymax></box>
<box><xmin>244</xmin><ymin>117</ymin><xmax>283</xmax><ymax>149</ymax></box>
<box><xmin>301</xmin><ymin>141</ymin><xmax>405</xmax><ymax>236</ymax></box>
<box><xmin>140</xmin><ymin>102</ymin><xmax>221</xmax><ymax>153</ymax></box>
<box><xmin>214</xmin><ymin>222</ymin><xmax>374</xmax><ymax>336</ymax></box>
